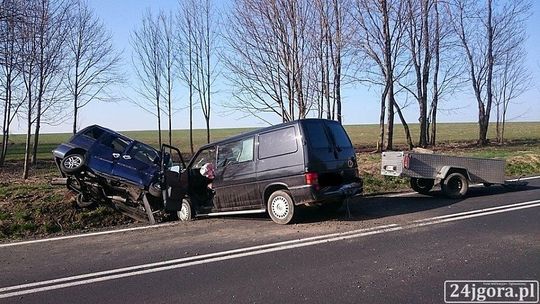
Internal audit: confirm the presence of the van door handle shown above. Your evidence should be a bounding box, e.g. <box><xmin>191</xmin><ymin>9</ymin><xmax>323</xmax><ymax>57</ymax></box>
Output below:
<box><xmin>123</xmin><ymin>155</ymin><xmax>132</xmax><ymax>160</ymax></box>
<box><xmin>112</xmin><ymin>153</ymin><xmax>120</xmax><ymax>159</ymax></box>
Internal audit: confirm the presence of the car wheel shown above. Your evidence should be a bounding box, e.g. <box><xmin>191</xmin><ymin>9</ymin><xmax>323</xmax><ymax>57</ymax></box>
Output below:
<box><xmin>442</xmin><ymin>172</ymin><xmax>469</xmax><ymax>199</ymax></box>
<box><xmin>267</xmin><ymin>190</ymin><xmax>295</xmax><ymax>225</ymax></box>
<box><xmin>148</xmin><ymin>182</ymin><xmax>162</xmax><ymax>198</ymax></box>
<box><xmin>410</xmin><ymin>178</ymin><xmax>434</xmax><ymax>194</ymax></box>
<box><xmin>61</xmin><ymin>154</ymin><xmax>85</xmax><ymax>174</ymax></box>
<box><xmin>177</xmin><ymin>198</ymin><xmax>194</xmax><ymax>221</ymax></box>
<box><xmin>76</xmin><ymin>193</ymin><xmax>95</xmax><ymax>208</ymax></box>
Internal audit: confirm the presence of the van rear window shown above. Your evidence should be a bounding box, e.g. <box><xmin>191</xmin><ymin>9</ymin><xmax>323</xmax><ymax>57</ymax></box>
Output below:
<box><xmin>258</xmin><ymin>127</ymin><xmax>298</xmax><ymax>159</ymax></box>
<box><xmin>326</xmin><ymin>122</ymin><xmax>352</xmax><ymax>148</ymax></box>
<box><xmin>303</xmin><ymin>121</ymin><xmax>331</xmax><ymax>149</ymax></box>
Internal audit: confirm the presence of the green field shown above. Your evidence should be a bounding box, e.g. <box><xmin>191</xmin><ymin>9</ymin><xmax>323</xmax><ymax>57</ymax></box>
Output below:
<box><xmin>4</xmin><ymin>122</ymin><xmax>540</xmax><ymax>160</ymax></box>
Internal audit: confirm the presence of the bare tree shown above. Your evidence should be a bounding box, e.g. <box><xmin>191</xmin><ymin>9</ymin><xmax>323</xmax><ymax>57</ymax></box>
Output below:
<box><xmin>449</xmin><ymin>0</ymin><xmax>531</xmax><ymax>145</ymax></box>
<box><xmin>160</xmin><ymin>11</ymin><xmax>176</xmax><ymax>146</ymax></box>
<box><xmin>66</xmin><ymin>0</ymin><xmax>122</xmax><ymax>134</ymax></box>
<box><xmin>17</xmin><ymin>0</ymin><xmax>71</xmax><ymax>178</ymax></box>
<box><xmin>224</xmin><ymin>0</ymin><xmax>316</xmax><ymax>124</ymax></box>
<box><xmin>353</xmin><ymin>0</ymin><xmax>413</xmax><ymax>150</ymax></box>
<box><xmin>131</xmin><ymin>9</ymin><xmax>165</xmax><ymax>147</ymax></box>
<box><xmin>312</xmin><ymin>0</ymin><xmax>353</xmax><ymax>123</ymax></box>
<box><xmin>177</xmin><ymin>0</ymin><xmax>195</xmax><ymax>153</ymax></box>
<box><xmin>0</xmin><ymin>0</ymin><xmax>24</xmax><ymax>166</ymax></box>
<box><xmin>493</xmin><ymin>25</ymin><xmax>531</xmax><ymax>143</ymax></box>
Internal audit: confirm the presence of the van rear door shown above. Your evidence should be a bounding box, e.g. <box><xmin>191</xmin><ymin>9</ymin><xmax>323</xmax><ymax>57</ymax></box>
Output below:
<box><xmin>302</xmin><ymin>120</ymin><xmax>357</xmax><ymax>186</ymax></box>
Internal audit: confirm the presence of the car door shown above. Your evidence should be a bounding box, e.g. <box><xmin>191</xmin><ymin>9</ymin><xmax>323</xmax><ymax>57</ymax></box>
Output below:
<box><xmin>86</xmin><ymin>134</ymin><xmax>130</xmax><ymax>177</ymax></box>
<box><xmin>112</xmin><ymin>141</ymin><xmax>160</xmax><ymax>187</ymax></box>
<box><xmin>212</xmin><ymin>137</ymin><xmax>259</xmax><ymax>211</ymax></box>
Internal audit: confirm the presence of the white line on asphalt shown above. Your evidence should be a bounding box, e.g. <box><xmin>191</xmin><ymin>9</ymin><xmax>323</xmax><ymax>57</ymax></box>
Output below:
<box><xmin>0</xmin><ymin>224</ymin><xmax>399</xmax><ymax>293</ymax></box>
<box><xmin>1</xmin><ymin>199</ymin><xmax>539</xmax><ymax>299</ymax></box>
<box><xmin>0</xmin><ymin>222</ymin><xmax>178</xmax><ymax>248</ymax></box>
<box><xmin>412</xmin><ymin>200</ymin><xmax>540</xmax><ymax>223</ymax></box>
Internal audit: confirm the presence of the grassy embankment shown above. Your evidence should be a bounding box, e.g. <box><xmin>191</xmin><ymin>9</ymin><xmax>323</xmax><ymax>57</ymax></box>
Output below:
<box><xmin>1</xmin><ymin>122</ymin><xmax>539</xmax><ymax>240</ymax></box>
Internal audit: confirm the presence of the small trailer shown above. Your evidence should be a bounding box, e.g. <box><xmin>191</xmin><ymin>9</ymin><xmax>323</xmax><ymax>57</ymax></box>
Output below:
<box><xmin>381</xmin><ymin>151</ymin><xmax>527</xmax><ymax>198</ymax></box>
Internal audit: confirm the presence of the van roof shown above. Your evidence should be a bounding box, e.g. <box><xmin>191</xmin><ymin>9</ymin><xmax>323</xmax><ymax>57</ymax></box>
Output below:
<box><xmin>199</xmin><ymin>118</ymin><xmax>337</xmax><ymax>149</ymax></box>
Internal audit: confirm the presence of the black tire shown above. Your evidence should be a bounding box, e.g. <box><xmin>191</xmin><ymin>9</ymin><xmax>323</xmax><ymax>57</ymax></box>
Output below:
<box><xmin>60</xmin><ymin>154</ymin><xmax>85</xmax><ymax>174</ymax></box>
<box><xmin>76</xmin><ymin>193</ymin><xmax>95</xmax><ymax>208</ymax></box>
<box><xmin>318</xmin><ymin>200</ymin><xmax>343</xmax><ymax>214</ymax></box>
<box><xmin>148</xmin><ymin>182</ymin><xmax>162</xmax><ymax>198</ymax></box>
<box><xmin>177</xmin><ymin>198</ymin><xmax>194</xmax><ymax>221</ymax></box>
<box><xmin>410</xmin><ymin>178</ymin><xmax>434</xmax><ymax>194</ymax></box>
<box><xmin>442</xmin><ymin>172</ymin><xmax>469</xmax><ymax>199</ymax></box>
<box><xmin>267</xmin><ymin>190</ymin><xmax>295</xmax><ymax>225</ymax></box>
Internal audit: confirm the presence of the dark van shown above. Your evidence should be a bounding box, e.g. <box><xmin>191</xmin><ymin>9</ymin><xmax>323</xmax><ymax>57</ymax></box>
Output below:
<box><xmin>179</xmin><ymin>119</ymin><xmax>362</xmax><ymax>224</ymax></box>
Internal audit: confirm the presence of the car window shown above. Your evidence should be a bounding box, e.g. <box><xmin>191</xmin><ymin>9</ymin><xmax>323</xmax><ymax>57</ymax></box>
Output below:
<box><xmin>326</xmin><ymin>122</ymin><xmax>352</xmax><ymax>148</ymax></box>
<box><xmin>100</xmin><ymin>135</ymin><xmax>130</xmax><ymax>153</ymax></box>
<box><xmin>258</xmin><ymin>127</ymin><xmax>298</xmax><ymax>159</ymax></box>
<box><xmin>217</xmin><ymin>137</ymin><xmax>254</xmax><ymax>167</ymax></box>
<box><xmin>82</xmin><ymin>127</ymin><xmax>104</xmax><ymax>140</ymax></box>
<box><xmin>192</xmin><ymin>147</ymin><xmax>216</xmax><ymax>169</ymax></box>
<box><xmin>129</xmin><ymin>143</ymin><xmax>159</xmax><ymax>165</ymax></box>
<box><xmin>303</xmin><ymin>121</ymin><xmax>331</xmax><ymax>149</ymax></box>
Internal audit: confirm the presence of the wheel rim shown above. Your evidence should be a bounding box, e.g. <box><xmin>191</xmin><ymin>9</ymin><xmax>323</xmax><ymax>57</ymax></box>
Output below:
<box><xmin>271</xmin><ymin>196</ymin><xmax>289</xmax><ymax>219</ymax></box>
<box><xmin>178</xmin><ymin>201</ymin><xmax>190</xmax><ymax>221</ymax></box>
<box><xmin>64</xmin><ymin>155</ymin><xmax>82</xmax><ymax>169</ymax></box>
<box><xmin>448</xmin><ymin>177</ymin><xmax>462</xmax><ymax>193</ymax></box>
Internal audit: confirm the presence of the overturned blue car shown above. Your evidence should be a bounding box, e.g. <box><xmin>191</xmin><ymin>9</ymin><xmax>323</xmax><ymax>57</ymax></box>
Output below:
<box><xmin>52</xmin><ymin>125</ymin><xmax>186</xmax><ymax>223</ymax></box>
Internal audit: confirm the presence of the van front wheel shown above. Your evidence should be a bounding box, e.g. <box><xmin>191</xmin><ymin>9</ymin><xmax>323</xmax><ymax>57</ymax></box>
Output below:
<box><xmin>268</xmin><ymin>190</ymin><xmax>295</xmax><ymax>225</ymax></box>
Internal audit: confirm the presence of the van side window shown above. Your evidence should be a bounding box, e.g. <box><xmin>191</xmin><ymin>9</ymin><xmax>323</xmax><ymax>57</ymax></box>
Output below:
<box><xmin>258</xmin><ymin>127</ymin><xmax>298</xmax><ymax>159</ymax></box>
<box><xmin>326</xmin><ymin>122</ymin><xmax>352</xmax><ymax>148</ymax></box>
<box><xmin>217</xmin><ymin>137</ymin><xmax>254</xmax><ymax>167</ymax></box>
<box><xmin>303</xmin><ymin>122</ymin><xmax>331</xmax><ymax>149</ymax></box>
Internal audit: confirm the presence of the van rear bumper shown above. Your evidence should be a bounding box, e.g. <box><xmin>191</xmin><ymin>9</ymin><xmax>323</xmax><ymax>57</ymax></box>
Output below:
<box><xmin>289</xmin><ymin>180</ymin><xmax>363</xmax><ymax>205</ymax></box>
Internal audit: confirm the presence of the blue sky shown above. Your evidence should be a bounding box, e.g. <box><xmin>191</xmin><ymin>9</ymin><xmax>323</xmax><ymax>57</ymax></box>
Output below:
<box><xmin>26</xmin><ymin>0</ymin><xmax>540</xmax><ymax>134</ymax></box>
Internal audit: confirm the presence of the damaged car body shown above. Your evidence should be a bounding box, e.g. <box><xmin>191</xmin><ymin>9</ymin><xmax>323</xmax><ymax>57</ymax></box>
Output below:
<box><xmin>52</xmin><ymin>125</ymin><xmax>186</xmax><ymax>223</ymax></box>
<box><xmin>53</xmin><ymin>119</ymin><xmax>363</xmax><ymax>225</ymax></box>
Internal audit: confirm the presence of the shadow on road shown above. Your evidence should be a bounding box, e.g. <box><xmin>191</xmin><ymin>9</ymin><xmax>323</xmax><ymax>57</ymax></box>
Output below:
<box><xmin>294</xmin><ymin>184</ymin><xmax>538</xmax><ymax>224</ymax></box>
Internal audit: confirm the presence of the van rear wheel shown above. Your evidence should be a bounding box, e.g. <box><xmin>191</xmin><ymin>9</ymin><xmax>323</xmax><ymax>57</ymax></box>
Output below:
<box><xmin>267</xmin><ymin>190</ymin><xmax>295</xmax><ymax>225</ymax></box>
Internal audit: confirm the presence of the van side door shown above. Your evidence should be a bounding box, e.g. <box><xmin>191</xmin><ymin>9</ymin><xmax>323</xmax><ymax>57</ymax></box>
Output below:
<box><xmin>212</xmin><ymin>137</ymin><xmax>259</xmax><ymax>210</ymax></box>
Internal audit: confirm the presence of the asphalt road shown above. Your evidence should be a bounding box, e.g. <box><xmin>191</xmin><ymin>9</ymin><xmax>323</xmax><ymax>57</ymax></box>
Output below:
<box><xmin>1</xmin><ymin>177</ymin><xmax>539</xmax><ymax>304</ymax></box>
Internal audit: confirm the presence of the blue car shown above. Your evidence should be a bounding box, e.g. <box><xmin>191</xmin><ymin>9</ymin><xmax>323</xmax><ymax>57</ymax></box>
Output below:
<box><xmin>53</xmin><ymin>125</ymin><xmax>185</xmax><ymax>222</ymax></box>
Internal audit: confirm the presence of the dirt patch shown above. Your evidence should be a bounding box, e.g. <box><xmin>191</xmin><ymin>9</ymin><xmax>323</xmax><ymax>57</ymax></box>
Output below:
<box><xmin>0</xmin><ymin>161</ymin><xmax>133</xmax><ymax>240</ymax></box>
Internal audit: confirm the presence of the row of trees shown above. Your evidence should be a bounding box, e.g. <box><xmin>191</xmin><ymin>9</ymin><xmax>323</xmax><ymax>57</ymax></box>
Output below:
<box><xmin>0</xmin><ymin>0</ymin><xmax>121</xmax><ymax>177</ymax></box>
<box><xmin>0</xmin><ymin>0</ymin><xmax>533</xmax><ymax>178</ymax></box>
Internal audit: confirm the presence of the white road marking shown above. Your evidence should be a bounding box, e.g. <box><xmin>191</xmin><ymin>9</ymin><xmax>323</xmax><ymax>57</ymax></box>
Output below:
<box><xmin>1</xmin><ymin>199</ymin><xmax>539</xmax><ymax>299</ymax></box>
<box><xmin>0</xmin><ymin>222</ymin><xmax>178</xmax><ymax>248</ymax></box>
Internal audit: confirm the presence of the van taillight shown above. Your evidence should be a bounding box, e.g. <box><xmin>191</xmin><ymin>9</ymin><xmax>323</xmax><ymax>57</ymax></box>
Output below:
<box><xmin>305</xmin><ymin>172</ymin><xmax>319</xmax><ymax>190</ymax></box>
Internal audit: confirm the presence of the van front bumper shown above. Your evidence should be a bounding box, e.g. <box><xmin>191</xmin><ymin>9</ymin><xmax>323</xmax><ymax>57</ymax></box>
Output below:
<box><xmin>289</xmin><ymin>179</ymin><xmax>363</xmax><ymax>205</ymax></box>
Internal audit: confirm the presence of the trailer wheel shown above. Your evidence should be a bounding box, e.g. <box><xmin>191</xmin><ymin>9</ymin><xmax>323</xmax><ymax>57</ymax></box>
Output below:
<box><xmin>410</xmin><ymin>178</ymin><xmax>434</xmax><ymax>194</ymax></box>
<box><xmin>442</xmin><ymin>172</ymin><xmax>469</xmax><ymax>199</ymax></box>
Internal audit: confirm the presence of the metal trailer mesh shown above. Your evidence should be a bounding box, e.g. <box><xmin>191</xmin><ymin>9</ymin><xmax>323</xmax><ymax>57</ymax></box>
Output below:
<box><xmin>381</xmin><ymin>152</ymin><xmax>506</xmax><ymax>184</ymax></box>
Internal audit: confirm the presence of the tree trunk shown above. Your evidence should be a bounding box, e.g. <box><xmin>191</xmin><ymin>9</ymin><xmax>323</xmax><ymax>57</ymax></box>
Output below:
<box><xmin>394</xmin><ymin>100</ymin><xmax>413</xmax><ymax>150</ymax></box>
<box><xmin>378</xmin><ymin>91</ymin><xmax>386</xmax><ymax>152</ymax></box>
